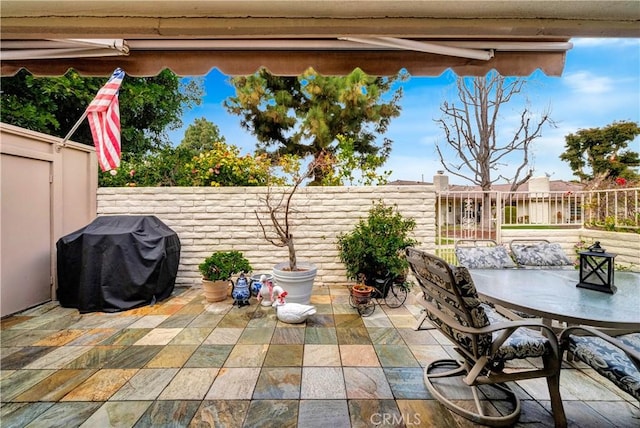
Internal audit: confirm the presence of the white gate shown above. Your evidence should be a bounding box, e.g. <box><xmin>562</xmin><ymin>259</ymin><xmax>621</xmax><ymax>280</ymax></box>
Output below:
<box><xmin>434</xmin><ymin>189</ymin><xmax>592</xmax><ymax>265</ymax></box>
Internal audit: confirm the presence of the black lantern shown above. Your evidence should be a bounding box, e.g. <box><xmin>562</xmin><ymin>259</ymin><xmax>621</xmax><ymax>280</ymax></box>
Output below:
<box><xmin>576</xmin><ymin>241</ymin><xmax>616</xmax><ymax>294</ymax></box>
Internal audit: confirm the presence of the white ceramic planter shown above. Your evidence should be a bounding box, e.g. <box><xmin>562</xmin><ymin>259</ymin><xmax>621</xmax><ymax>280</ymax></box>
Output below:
<box><xmin>272</xmin><ymin>261</ymin><xmax>317</xmax><ymax>305</ymax></box>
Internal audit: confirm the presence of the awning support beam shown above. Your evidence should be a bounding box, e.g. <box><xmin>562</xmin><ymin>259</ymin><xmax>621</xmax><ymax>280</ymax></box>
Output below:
<box><xmin>340</xmin><ymin>37</ymin><xmax>494</xmax><ymax>60</ymax></box>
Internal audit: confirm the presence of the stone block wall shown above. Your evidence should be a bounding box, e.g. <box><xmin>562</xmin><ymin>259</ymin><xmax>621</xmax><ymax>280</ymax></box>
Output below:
<box><xmin>97</xmin><ymin>185</ymin><xmax>437</xmax><ymax>286</ymax></box>
<box><xmin>97</xmin><ymin>186</ymin><xmax>639</xmax><ymax>287</ymax></box>
<box><xmin>579</xmin><ymin>230</ymin><xmax>640</xmax><ymax>270</ymax></box>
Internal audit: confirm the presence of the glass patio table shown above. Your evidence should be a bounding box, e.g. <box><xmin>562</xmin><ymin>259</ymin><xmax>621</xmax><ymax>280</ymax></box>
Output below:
<box><xmin>468</xmin><ymin>268</ymin><xmax>640</xmax><ymax>330</ymax></box>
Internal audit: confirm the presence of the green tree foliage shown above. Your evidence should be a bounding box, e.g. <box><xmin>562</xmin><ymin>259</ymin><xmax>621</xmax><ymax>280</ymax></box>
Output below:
<box><xmin>1</xmin><ymin>69</ymin><xmax>203</xmax><ymax>157</ymax></box>
<box><xmin>559</xmin><ymin>120</ymin><xmax>640</xmax><ymax>182</ymax></box>
<box><xmin>98</xmin><ymin>142</ymin><xmax>274</xmax><ymax>187</ymax></box>
<box><xmin>98</xmin><ymin>145</ymin><xmax>197</xmax><ymax>187</ymax></box>
<box><xmin>180</xmin><ymin>117</ymin><xmax>226</xmax><ymax>152</ymax></box>
<box><xmin>224</xmin><ymin>67</ymin><xmax>405</xmax><ymax>183</ymax></box>
<box><xmin>318</xmin><ymin>135</ymin><xmax>391</xmax><ymax>186</ymax></box>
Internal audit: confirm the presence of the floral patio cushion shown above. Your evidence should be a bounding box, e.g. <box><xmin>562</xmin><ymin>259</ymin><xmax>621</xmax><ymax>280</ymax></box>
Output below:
<box><xmin>566</xmin><ymin>333</ymin><xmax>640</xmax><ymax>400</ymax></box>
<box><xmin>483</xmin><ymin>303</ymin><xmax>552</xmax><ymax>363</ymax></box>
<box><xmin>451</xmin><ymin>266</ymin><xmax>491</xmax><ymax>332</ymax></box>
<box><xmin>455</xmin><ymin>245</ymin><xmax>516</xmax><ymax>269</ymax></box>
<box><xmin>511</xmin><ymin>242</ymin><xmax>572</xmax><ymax>267</ymax></box>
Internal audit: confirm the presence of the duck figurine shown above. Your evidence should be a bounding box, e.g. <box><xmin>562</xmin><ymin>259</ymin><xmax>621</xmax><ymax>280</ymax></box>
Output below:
<box><xmin>272</xmin><ymin>293</ymin><xmax>316</xmax><ymax>324</ymax></box>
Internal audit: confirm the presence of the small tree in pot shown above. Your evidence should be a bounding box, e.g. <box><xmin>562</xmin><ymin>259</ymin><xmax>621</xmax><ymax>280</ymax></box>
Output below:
<box><xmin>254</xmin><ymin>156</ymin><xmax>324</xmax><ymax>303</ymax></box>
<box><xmin>255</xmin><ymin>156</ymin><xmax>316</xmax><ymax>271</ymax></box>
<box><xmin>337</xmin><ymin>200</ymin><xmax>419</xmax><ymax>288</ymax></box>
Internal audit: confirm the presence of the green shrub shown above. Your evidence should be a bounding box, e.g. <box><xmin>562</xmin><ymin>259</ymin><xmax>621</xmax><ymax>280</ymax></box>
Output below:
<box><xmin>99</xmin><ymin>141</ymin><xmax>275</xmax><ymax>187</ymax></box>
<box><xmin>337</xmin><ymin>201</ymin><xmax>419</xmax><ymax>285</ymax></box>
<box><xmin>99</xmin><ymin>145</ymin><xmax>196</xmax><ymax>187</ymax></box>
<box><xmin>198</xmin><ymin>251</ymin><xmax>253</xmax><ymax>281</ymax></box>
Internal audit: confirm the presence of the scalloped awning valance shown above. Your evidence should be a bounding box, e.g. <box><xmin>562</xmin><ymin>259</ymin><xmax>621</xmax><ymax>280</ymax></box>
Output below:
<box><xmin>0</xmin><ymin>38</ymin><xmax>572</xmax><ymax>77</ymax></box>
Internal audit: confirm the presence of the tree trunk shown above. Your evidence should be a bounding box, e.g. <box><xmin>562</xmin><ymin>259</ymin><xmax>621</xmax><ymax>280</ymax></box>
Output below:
<box><xmin>287</xmin><ymin>238</ymin><xmax>297</xmax><ymax>271</ymax></box>
<box><xmin>480</xmin><ymin>193</ymin><xmax>493</xmax><ymax>235</ymax></box>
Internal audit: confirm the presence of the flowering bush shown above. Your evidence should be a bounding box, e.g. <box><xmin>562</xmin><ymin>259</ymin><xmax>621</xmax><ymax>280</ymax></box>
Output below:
<box><xmin>99</xmin><ymin>142</ymin><xmax>278</xmax><ymax>187</ymax></box>
<box><xmin>186</xmin><ymin>142</ymin><xmax>272</xmax><ymax>186</ymax></box>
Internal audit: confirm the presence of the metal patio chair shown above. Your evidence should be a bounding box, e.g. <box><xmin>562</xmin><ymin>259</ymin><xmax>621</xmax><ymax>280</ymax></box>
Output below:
<box><xmin>560</xmin><ymin>325</ymin><xmax>640</xmax><ymax>402</ymax></box>
<box><xmin>405</xmin><ymin>247</ymin><xmax>567</xmax><ymax>427</ymax></box>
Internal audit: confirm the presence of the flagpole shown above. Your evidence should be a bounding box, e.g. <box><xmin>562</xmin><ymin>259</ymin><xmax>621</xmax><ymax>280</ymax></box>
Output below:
<box><xmin>56</xmin><ymin>109</ymin><xmax>90</xmax><ymax>151</ymax></box>
<box><xmin>56</xmin><ymin>67</ymin><xmax>124</xmax><ymax>171</ymax></box>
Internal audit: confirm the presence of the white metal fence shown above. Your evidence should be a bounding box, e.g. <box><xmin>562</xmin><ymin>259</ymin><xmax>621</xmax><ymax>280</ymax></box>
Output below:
<box><xmin>583</xmin><ymin>188</ymin><xmax>640</xmax><ymax>232</ymax></box>
<box><xmin>435</xmin><ymin>188</ymin><xmax>640</xmax><ymax>263</ymax></box>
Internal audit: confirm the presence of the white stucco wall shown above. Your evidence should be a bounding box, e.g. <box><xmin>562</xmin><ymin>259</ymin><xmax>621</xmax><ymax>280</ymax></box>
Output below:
<box><xmin>97</xmin><ymin>185</ymin><xmax>437</xmax><ymax>286</ymax></box>
<box><xmin>97</xmin><ymin>186</ymin><xmax>639</xmax><ymax>287</ymax></box>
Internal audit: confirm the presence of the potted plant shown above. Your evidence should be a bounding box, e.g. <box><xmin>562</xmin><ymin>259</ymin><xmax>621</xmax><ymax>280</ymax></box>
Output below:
<box><xmin>351</xmin><ymin>283</ymin><xmax>375</xmax><ymax>305</ymax></box>
<box><xmin>337</xmin><ymin>200</ymin><xmax>419</xmax><ymax>290</ymax></box>
<box><xmin>198</xmin><ymin>250</ymin><xmax>252</xmax><ymax>302</ymax></box>
<box><xmin>254</xmin><ymin>156</ymin><xmax>321</xmax><ymax>304</ymax></box>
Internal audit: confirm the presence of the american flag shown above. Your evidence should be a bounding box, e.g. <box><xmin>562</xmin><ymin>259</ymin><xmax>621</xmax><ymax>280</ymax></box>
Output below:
<box><xmin>86</xmin><ymin>68</ymin><xmax>125</xmax><ymax>171</ymax></box>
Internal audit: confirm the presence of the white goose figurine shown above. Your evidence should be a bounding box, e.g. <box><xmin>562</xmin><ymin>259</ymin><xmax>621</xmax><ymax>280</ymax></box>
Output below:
<box><xmin>272</xmin><ymin>292</ymin><xmax>316</xmax><ymax>324</ymax></box>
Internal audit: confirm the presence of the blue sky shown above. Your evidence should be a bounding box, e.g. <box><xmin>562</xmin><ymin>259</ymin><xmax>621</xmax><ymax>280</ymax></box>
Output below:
<box><xmin>168</xmin><ymin>38</ymin><xmax>640</xmax><ymax>185</ymax></box>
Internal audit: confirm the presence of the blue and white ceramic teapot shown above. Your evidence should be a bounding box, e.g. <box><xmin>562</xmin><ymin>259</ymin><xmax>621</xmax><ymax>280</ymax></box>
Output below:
<box><xmin>231</xmin><ymin>273</ymin><xmax>251</xmax><ymax>307</ymax></box>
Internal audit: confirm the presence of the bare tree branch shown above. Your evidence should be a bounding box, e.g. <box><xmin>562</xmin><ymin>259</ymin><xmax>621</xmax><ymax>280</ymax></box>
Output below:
<box><xmin>254</xmin><ymin>157</ymin><xmax>322</xmax><ymax>270</ymax></box>
<box><xmin>435</xmin><ymin>72</ymin><xmax>551</xmax><ymax>192</ymax></box>
<box><xmin>434</xmin><ymin>72</ymin><xmax>553</xmax><ymax>225</ymax></box>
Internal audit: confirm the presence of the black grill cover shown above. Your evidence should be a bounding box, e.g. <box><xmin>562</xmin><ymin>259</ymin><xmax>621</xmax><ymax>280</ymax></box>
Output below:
<box><xmin>56</xmin><ymin>215</ymin><xmax>181</xmax><ymax>313</ymax></box>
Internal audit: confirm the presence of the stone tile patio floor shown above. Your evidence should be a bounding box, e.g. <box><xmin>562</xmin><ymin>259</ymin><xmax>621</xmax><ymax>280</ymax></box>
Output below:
<box><xmin>1</xmin><ymin>284</ymin><xmax>638</xmax><ymax>427</ymax></box>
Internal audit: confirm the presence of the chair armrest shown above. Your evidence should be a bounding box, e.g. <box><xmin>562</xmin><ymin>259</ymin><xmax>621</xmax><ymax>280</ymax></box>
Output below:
<box><xmin>424</xmin><ymin>300</ymin><xmax>559</xmax><ymax>348</ymax></box>
<box><xmin>478</xmin><ymin>320</ymin><xmax>560</xmax><ymax>352</ymax></box>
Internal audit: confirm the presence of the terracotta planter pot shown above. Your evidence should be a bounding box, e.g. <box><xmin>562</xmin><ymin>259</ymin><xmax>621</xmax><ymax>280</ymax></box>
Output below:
<box><xmin>202</xmin><ymin>279</ymin><xmax>230</xmax><ymax>302</ymax></box>
<box><xmin>351</xmin><ymin>284</ymin><xmax>374</xmax><ymax>305</ymax></box>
